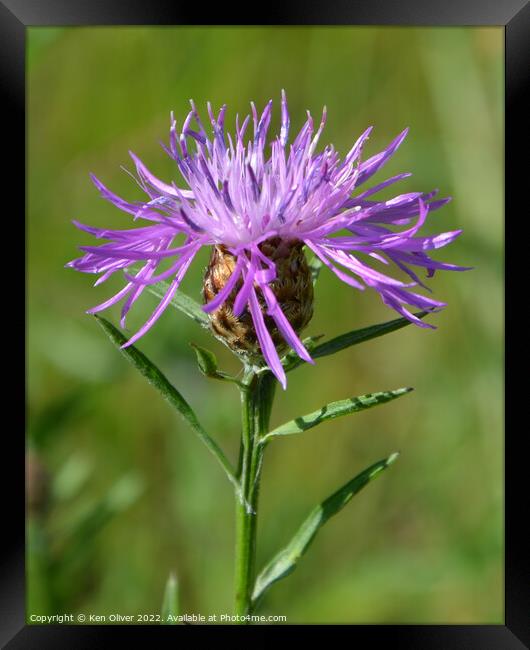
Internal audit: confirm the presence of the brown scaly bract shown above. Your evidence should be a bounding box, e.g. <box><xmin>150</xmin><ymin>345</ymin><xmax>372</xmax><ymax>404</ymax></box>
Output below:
<box><xmin>203</xmin><ymin>238</ymin><xmax>314</xmax><ymax>359</ymax></box>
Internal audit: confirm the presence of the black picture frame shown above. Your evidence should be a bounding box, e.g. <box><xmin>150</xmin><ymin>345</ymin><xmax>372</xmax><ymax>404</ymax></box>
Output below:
<box><xmin>5</xmin><ymin>0</ymin><xmax>528</xmax><ymax>645</ymax></box>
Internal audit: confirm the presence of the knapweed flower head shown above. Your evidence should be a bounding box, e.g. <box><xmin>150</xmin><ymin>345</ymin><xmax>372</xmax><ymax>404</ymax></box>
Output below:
<box><xmin>68</xmin><ymin>91</ymin><xmax>468</xmax><ymax>388</ymax></box>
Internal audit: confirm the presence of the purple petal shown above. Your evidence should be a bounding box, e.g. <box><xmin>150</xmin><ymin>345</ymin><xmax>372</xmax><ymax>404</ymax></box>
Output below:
<box><xmin>354</xmin><ymin>173</ymin><xmax>412</xmax><ymax>200</ymax></box>
<box><xmin>78</xmin><ymin>242</ymin><xmax>191</xmax><ymax>261</ymax></box>
<box><xmin>129</xmin><ymin>152</ymin><xmax>194</xmax><ymax>199</ymax></box>
<box><xmin>342</xmin><ymin>126</ymin><xmax>373</xmax><ymax>169</ymax></box>
<box><xmin>86</xmin><ymin>282</ymin><xmax>133</xmax><ymax>314</ymax></box>
<box><xmin>356</xmin><ymin>128</ymin><xmax>409</xmax><ymax>186</ymax></box>
<box><xmin>202</xmin><ymin>255</ymin><xmax>245</xmax><ymax>313</ymax></box>
<box><xmin>280</xmin><ymin>89</ymin><xmax>290</xmax><ymax>147</ymax></box>
<box><xmin>121</xmin><ymin>248</ymin><xmax>197</xmax><ymax>348</ymax></box>
<box><xmin>90</xmin><ymin>174</ymin><xmax>141</xmax><ymax>215</ymax></box>
<box><xmin>248</xmin><ymin>288</ymin><xmax>286</xmax><ymax>389</ymax></box>
<box><xmin>233</xmin><ymin>259</ymin><xmax>257</xmax><ymax>317</ymax></box>
<box><xmin>304</xmin><ymin>240</ymin><xmax>365</xmax><ymax>290</ymax></box>
<box><xmin>261</xmin><ymin>283</ymin><xmax>314</xmax><ymax>364</ymax></box>
<box><xmin>120</xmin><ymin>262</ymin><xmax>157</xmax><ymax>327</ymax></box>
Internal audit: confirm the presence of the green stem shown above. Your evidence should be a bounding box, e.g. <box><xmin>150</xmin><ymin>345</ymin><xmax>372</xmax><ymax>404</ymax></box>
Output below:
<box><xmin>234</xmin><ymin>369</ymin><xmax>276</xmax><ymax>622</ymax></box>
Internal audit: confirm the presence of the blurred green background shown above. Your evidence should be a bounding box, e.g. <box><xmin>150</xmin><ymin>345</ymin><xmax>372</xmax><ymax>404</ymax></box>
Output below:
<box><xmin>27</xmin><ymin>27</ymin><xmax>503</xmax><ymax>624</ymax></box>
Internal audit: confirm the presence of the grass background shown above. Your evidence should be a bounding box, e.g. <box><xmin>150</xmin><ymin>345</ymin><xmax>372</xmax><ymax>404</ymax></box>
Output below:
<box><xmin>27</xmin><ymin>26</ymin><xmax>503</xmax><ymax>624</ymax></box>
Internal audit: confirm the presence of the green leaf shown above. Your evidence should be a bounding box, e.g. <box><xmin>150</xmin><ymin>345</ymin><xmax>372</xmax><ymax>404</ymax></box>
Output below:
<box><xmin>285</xmin><ymin>311</ymin><xmax>429</xmax><ymax>372</ymax></box>
<box><xmin>191</xmin><ymin>343</ymin><xmax>219</xmax><ymax>376</ymax></box>
<box><xmin>94</xmin><ymin>315</ymin><xmax>239</xmax><ymax>493</ymax></box>
<box><xmin>143</xmin><ymin>278</ymin><xmax>209</xmax><ymax>328</ymax></box>
<box><xmin>309</xmin><ymin>256</ymin><xmax>323</xmax><ymax>286</ymax></box>
<box><xmin>190</xmin><ymin>343</ymin><xmax>241</xmax><ymax>384</ymax></box>
<box><xmin>161</xmin><ymin>572</ymin><xmax>179</xmax><ymax>624</ymax></box>
<box><xmin>252</xmin><ymin>453</ymin><xmax>399</xmax><ymax>606</ymax></box>
<box><xmin>261</xmin><ymin>388</ymin><xmax>412</xmax><ymax>444</ymax></box>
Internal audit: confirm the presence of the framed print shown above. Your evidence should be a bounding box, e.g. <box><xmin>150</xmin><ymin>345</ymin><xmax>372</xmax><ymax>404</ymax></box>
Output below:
<box><xmin>3</xmin><ymin>0</ymin><xmax>528</xmax><ymax>645</ymax></box>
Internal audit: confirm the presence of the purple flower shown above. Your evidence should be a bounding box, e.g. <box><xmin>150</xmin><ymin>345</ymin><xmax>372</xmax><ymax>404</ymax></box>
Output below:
<box><xmin>68</xmin><ymin>92</ymin><xmax>468</xmax><ymax>388</ymax></box>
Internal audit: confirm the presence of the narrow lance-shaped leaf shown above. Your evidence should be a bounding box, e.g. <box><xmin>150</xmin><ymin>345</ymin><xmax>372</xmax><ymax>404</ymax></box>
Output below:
<box><xmin>261</xmin><ymin>388</ymin><xmax>412</xmax><ymax>444</ymax></box>
<box><xmin>252</xmin><ymin>453</ymin><xmax>399</xmax><ymax>606</ymax></box>
<box><xmin>94</xmin><ymin>316</ymin><xmax>239</xmax><ymax>494</ymax></box>
<box><xmin>284</xmin><ymin>311</ymin><xmax>429</xmax><ymax>372</ymax></box>
<box><xmin>161</xmin><ymin>572</ymin><xmax>179</xmax><ymax>625</ymax></box>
